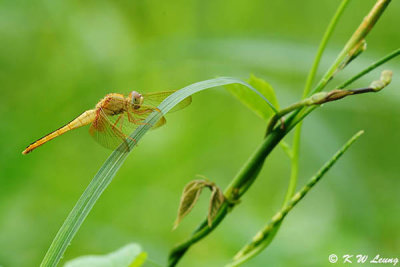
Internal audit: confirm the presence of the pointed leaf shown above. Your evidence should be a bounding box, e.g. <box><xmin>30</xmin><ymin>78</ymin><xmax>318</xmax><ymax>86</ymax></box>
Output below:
<box><xmin>226</xmin><ymin>74</ymin><xmax>279</xmax><ymax>121</ymax></box>
<box><xmin>173</xmin><ymin>180</ymin><xmax>205</xmax><ymax>230</ymax></box>
<box><xmin>63</xmin><ymin>243</ymin><xmax>147</xmax><ymax>267</ymax></box>
<box><xmin>207</xmin><ymin>187</ymin><xmax>225</xmax><ymax>227</ymax></box>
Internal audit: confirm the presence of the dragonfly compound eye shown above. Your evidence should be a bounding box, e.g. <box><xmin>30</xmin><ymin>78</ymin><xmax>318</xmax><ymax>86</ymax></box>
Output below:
<box><xmin>130</xmin><ymin>91</ymin><xmax>143</xmax><ymax>106</ymax></box>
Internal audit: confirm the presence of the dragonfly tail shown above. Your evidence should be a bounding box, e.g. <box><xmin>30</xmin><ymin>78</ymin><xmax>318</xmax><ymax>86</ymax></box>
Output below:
<box><xmin>22</xmin><ymin>109</ymin><xmax>97</xmax><ymax>155</ymax></box>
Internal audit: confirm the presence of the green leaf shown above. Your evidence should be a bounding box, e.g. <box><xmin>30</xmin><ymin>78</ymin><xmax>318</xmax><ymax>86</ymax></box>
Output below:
<box><xmin>63</xmin><ymin>243</ymin><xmax>147</xmax><ymax>267</ymax></box>
<box><xmin>40</xmin><ymin>77</ymin><xmax>273</xmax><ymax>267</ymax></box>
<box><xmin>226</xmin><ymin>74</ymin><xmax>279</xmax><ymax>121</ymax></box>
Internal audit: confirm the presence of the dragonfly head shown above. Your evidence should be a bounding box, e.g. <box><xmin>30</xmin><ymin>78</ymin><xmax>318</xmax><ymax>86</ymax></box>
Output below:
<box><xmin>129</xmin><ymin>91</ymin><xmax>144</xmax><ymax>109</ymax></box>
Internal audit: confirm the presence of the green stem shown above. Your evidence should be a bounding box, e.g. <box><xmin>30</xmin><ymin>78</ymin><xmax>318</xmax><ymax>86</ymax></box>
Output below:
<box><xmin>266</xmin><ymin>100</ymin><xmax>309</xmax><ymax>135</ymax></box>
<box><xmin>169</xmin><ymin>110</ymin><xmax>321</xmax><ymax>266</ymax></box>
<box><xmin>229</xmin><ymin>131</ymin><xmax>364</xmax><ymax>266</ymax></box>
<box><xmin>168</xmin><ymin>1</ymin><xmax>393</xmax><ymax>265</ymax></box>
<box><xmin>287</xmin><ymin>0</ymin><xmax>390</xmax><ymax>204</ymax></box>
<box><xmin>337</xmin><ymin>48</ymin><xmax>400</xmax><ymax>89</ymax></box>
<box><xmin>266</xmin><ymin>89</ymin><xmax>355</xmax><ymax>135</ymax></box>
<box><xmin>168</xmin><ymin>204</ymin><xmax>229</xmax><ymax>267</ymax></box>
<box><xmin>230</xmin><ymin>67</ymin><xmax>393</xmax><ymax>267</ymax></box>
<box><xmin>168</xmin><ymin>66</ymin><xmax>394</xmax><ymax>265</ymax></box>
<box><xmin>229</xmin><ymin>1</ymin><xmax>392</xmax><ymax>264</ymax></box>
<box><xmin>310</xmin><ymin>0</ymin><xmax>391</xmax><ymax>96</ymax></box>
<box><xmin>283</xmin><ymin>0</ymin><xmax>350</xmax><ymax>206</ymax></box>
<box><xmin>303</xmin><ymin>0</ymin><xmax>351</xmax><ymax>97</ymax></box>
<box><xmin>169</xmin><ymin>79</ymin><xmax>382</xmax><ymax>265</ymax></box>
<box><xmin>168</xmin><ymin>129</ymin><xmax>286</xmax><ymax>266</ymax></box>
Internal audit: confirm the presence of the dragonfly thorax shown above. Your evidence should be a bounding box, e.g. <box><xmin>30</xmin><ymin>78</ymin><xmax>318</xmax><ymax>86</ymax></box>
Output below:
<box><xmin>96</xmin><ymin>93</ymin><xmax>127</xmax><ymax>115</ymax></box>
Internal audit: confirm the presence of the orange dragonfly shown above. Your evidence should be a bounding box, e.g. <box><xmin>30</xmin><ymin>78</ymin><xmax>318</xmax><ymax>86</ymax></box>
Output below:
<box><xmin>22</xmin><ymin>91</ymin><xmax>191</xmax><ymax>155</ymax></box>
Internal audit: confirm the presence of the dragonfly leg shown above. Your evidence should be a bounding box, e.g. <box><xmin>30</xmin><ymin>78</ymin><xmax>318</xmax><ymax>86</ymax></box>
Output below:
<box><xmin>111</xmin><ymin>114</ymin><xmax>124</xmax><ymax>130</ymax></box>
<box><xmin>126</xmin><ymin>136</ymin><xmax>138</xmax><ymax>146</ymax></box>
<box><xmin>118</xmin><ymin>114</ymin><xmax>125</xmax><ymax>131</ymax></box>
<box><xmin>127</xmin><ymin>111</ymin><xmax>149</xmax><ymax>125</ymax></box>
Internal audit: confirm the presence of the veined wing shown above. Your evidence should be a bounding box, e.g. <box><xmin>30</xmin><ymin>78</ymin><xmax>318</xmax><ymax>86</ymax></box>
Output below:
<box><xmin>142</xmin><ymin>91</ymin><xmax>192</xmax><ymax>112</ymax></box>
<box><xmin>89</xmin><ymin>107</ymin><xmax>166</xmax><ymax>151</ymax></box>
<box><xmin>89</xmin><ymin>108</ymin><xmax>133</xmax><ymax>152</ymax></box>
<box><xmin>128</xmin><ymin>105</ymin><xmax>167</xmax><ymax>129</ymax></box>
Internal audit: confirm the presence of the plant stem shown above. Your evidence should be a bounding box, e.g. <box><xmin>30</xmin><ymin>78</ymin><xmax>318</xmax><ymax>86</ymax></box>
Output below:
<box><xmin>168</xmin><ymin>1</ymin><xmax>393</xmax><ymax>265</ymax></box>
<box><xmin>169</xmin><ymin>78</ymin><xmax>385</xmax><ymax>265</ymax></box>
<box><xmin>229</xmin><ymin>131</ymin><xmax>364</xmax><ymax>266</ymax></box>
<box><xmin>267</xmin><ymin>69</ymin><xmax>392</xmax><ymax>137</ymax></box>
<box><xmin>310</xmin><ymin>0</ymin><xmax>391</xmax><ymax>96</ymax></box>
<box><xmin>168</xmin><ymin>67</ymin><xmax>394</xmax><ymax>265</ymax></box>
<box><xmin>168</xmin><ymin>129</ymin><xmax>286</xmax><ymax>266</ymax></box>
<box><xmin>286</xmin><ymin>0</ymin><xmax>391</xmax><ymax>204</ymax></box>
<box><xmin>303</xmin><ymin>0</ymin><xmax>351</xmax><ymax>97</ymax></box>
<box><xmin>283</xmin><ymin>0</ymin><xmax>350</xmax><ymax>206</ymax></box>
<box><xmin>168</xmin><ymin>109</ymin><xmax>322</xmax><ymax>266</ymax></box>
<box><xmin>337</xmin><ymin>48</ymin><xmax>400</xmax><ymax>89</ymax></box>
<box><xmin>232</xmin><ymin>66</ymin><xmax>394</xmax><ymax>267</ymax></box>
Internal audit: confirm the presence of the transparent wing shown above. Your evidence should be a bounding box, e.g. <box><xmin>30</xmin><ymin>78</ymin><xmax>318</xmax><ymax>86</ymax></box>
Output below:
<box><xmin>128</xmin><ymin>105</ymin><xmax>167</xmax><ymax>129</ymax></box>
<box><xmin>152</xmin><ymin>116</ymin><xmax>166</xmax><ymax>129</ymax></box>
<box><xmin>89</xmin><ymin>109</ymin><xmax>134</xmax><ymax>152</ymax></box>
<box><xmin>89</xmin><ymin>106</ymin><xmax>167</xmax><ymax>151</ymax></box>
<box><xmin>142</xmin><ymin>91</ymin><xmax>192</xmax><ymax>112</ymax></box>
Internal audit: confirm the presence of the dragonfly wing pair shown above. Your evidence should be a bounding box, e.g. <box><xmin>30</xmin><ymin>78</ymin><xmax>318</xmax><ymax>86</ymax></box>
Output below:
<box><xmin>89</xmin><ymin>91</ymin><xmax>191</xmax><ymax>152</ymax></box>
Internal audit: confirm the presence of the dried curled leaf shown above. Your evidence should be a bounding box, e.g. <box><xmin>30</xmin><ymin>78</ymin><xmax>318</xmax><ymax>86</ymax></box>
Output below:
<box><xmin>173</xmin><ymin>178</ymin><xmax>225</xmax><ymax>230</ymax></box>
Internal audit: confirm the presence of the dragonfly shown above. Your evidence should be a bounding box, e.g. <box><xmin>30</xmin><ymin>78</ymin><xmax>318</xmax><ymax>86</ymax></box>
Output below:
<box><xmin>22</xmin><ymin>91</ymin><xmax>191</xmax><ymax>155</ymax></box>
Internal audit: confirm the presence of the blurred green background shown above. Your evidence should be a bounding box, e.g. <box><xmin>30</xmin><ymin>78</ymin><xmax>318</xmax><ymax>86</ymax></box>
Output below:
<box><xmin>1</xmin><ymin>0</ymin><xmax>399</xmax><ymax>266</ymax></box>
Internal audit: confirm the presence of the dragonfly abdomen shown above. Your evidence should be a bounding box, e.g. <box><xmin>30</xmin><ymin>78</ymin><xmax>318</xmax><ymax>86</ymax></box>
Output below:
<box><xmin>22</xmin><ymin>109</ymin><xmax>96</xmax><ymax>154</ymax></box>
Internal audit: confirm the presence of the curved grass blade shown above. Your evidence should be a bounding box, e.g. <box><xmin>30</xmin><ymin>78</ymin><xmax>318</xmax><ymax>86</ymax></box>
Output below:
<box><xmin>40</xmin><ymin>77</ymin><xmax>275</xmax><ymax>267</ymax></box>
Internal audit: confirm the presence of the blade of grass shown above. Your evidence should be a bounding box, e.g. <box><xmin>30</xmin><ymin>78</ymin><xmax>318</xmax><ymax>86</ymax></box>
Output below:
<box><xmin>40</xmin><ymin>77</ymin><xmax>275</xmax><ymax>267</ymax></box>
<box><xmin>285</xmin><ymin>0</ymin><xmax>350</xmax><ymax>213</ymax></box>
<box><xmin>229</xmin><ymin>130</ymin><xmax>364</xmax><ymax>266</ymax></box>
<box><xmin>303</xmin><ymin>0</ymin><xmax>351</xmax><ymax>97</ymax></box>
